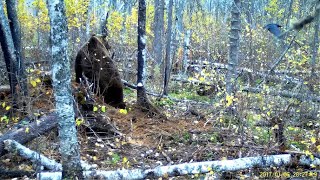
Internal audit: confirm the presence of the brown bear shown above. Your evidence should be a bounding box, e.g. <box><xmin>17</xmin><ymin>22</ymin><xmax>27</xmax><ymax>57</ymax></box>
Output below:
<box><xmin>75</xmin><ymin>34</ymin><xmax>126</xmax><ymax>109</ymax></box>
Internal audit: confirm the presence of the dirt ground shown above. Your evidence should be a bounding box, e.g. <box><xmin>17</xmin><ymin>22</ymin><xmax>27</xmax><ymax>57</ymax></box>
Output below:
<box><xmin>0</xmin><ymin>89</ymin><xmax>291</xmax><ymax>179</ymax></box>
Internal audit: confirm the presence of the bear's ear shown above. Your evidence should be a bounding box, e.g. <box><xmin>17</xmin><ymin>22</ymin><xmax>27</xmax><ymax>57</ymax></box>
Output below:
<box><xmin>103</xmin><ymin>39</ymin><xmax>112</xmax><ymax>50</ymax></box>
<box><xmin>88</xmin><ymin>36</ymin><xmax>104</xmax><ymax>51</ymax></box>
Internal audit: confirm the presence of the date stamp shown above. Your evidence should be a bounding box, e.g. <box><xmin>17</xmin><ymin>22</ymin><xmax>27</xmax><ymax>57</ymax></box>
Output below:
<box><xmin>259</xmin><ymin>171</ymin><xmax>318</xmax><ymax>178</ymax></box>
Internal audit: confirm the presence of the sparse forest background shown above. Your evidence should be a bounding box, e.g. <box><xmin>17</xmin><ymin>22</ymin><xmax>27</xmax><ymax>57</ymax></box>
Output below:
<box><xmin>0</xmin><ymin>0</ymin><xmax>320</xmax><ymax>179</ymax></box>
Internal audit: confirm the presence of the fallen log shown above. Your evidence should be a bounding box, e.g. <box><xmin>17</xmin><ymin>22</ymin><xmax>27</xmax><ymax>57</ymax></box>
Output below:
<box><xmin>4</xmin><ymin>139</ymin><xmax>61</xmax><ymax>171</ymax></box>
<box><xmin>184</xmin><ymin>62</ymin><xmax>303</xmax><ymax>85</ymax></box>
<box><xmin>0</xmin><ymin>85</ymin><xmax>10</xmax><ymax>93</ymax></box>
<box><xmin>243</xmin><ymin>87</ymin><xmax>320</xmax><ymax>103</ymax></box>
<box><xmin>0</xmin><ymin>113</ymin><xmax>57</xmax><ymax>156</ymax></box>
<box><xmin>37</xmin><ymin>154</ymin><xmax>320</xmax><ymax>180</ymax></box>
<box><xmin>0</xmin><ymin>113</ymin><xmax>124</xmax><ymax>157</ymax></box>
<box><xmin>4</xmin><ymin>139</ymin><xmax>97</xmax><ymax>171</ymax></box>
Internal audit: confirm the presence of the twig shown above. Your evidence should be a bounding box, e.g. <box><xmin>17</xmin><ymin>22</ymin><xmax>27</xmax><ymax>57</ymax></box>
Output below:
<box><xmin>257</xmin><ymin>35</ymin><xmax>297</xmax><ymax>87</ymax></box>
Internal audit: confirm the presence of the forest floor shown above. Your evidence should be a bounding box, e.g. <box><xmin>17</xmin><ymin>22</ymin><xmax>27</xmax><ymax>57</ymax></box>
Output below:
<box><xmin>0</xmin><ymin>85</ymin><xmax>305</xmax><ymax>179</ymax></box>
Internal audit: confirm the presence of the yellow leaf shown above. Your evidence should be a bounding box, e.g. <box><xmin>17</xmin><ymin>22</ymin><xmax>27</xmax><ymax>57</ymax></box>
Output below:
<box><xmin>101</xmin><ymin>106</ymin><xmax>106</xmax><ymax>112</ymax></box>
<box><xmin>30</xmin><ymin>80</ymin><xmax>37</xmax><ymax>87</ymax></box>
<box><xmin>121</xmin><ymin>141</ymin><xmax>127</xmax><ymax>145</ymax></box>
<box><xmin>35</xmin><ymin>78</ymin><xmax>41</xmax><ymax>83</ymax></box>
<box><xmin>305</xmin><ymin>150</ymin><xmax>312</xmax><ymax>156</ymax></box>
<box><xmin>76</xmin><ymin>37</ymin><xmax>80</xmax><ymax>42</ymax></box>
<box><xmin>2</xmin><ymin>102</ymin><xmax>5</xmax><ymax>108</ymax></box>
<box><xmin>93</xmin><ymin>156</ymin><xmax>97</xmax><ymax>161</ymax></box>
<box><xmin>310</xmin><ymin>154</ymin><xmax>315</xmax><ymax>161</ymax></box>
<box><xmin>122</xmin><ymin>157</ymin><xmax>128</xmax><ymax>164</ymax></box>
<box><xmin>119</xmin><ymin>109</ymin><xmax>128</xmax><ymax>114</ymax></box>
<box><xmin>288</xmin><ymin>126</ymin><xmax>295</xmax><ymax>131</ymax></box>
<box><xmin>226</xmin><ymin>95</ymin><xmax>234</xmax><ymax>107</ymax></box>
<box><xmin>188</xmin><ymin>77</ymin><xmax>193</xmax><ymax>81</ymax></box>
<box><xmin>316</xmin><ymin>145</ymin><xmax>320</xmax><ymax>152</ymax></box>
<box><xmin>311</xmin><ymin>137</ymin><xmax>316</xmax><ymax>144</ymax></box>
<box><xmin>12</xmin><ymin>117</ymin><xmax>19</xmax><ymax>122</ymax></box>
<box><xmin>199</xmin><ymin>77</ymin><xmax>205</xmax><ymax>82</ymax></box>
<box><xmin>93</xmin><ymin>106</ymin><xmax>98</xmax><ymax>112</ymax></box>
<box><xmin>1</xmin><ymin>115</ymin><xmax>8</xmax><ymax>122</ymax></box>
<box><xmin>76</xmin><ymin>118</ymin><xmax>84</xmax><ymax>126</ymax></box>
<box><xmin>272</xmin><ymin>124</ymin><xmax>279</xmax><ymax>130</ymax></box>
<box><xmin>5</xmin><ymin>106</ymin><xmax>11</xmax><ymax>111</ymax></box>
<box><xmin>221</xmin><ymin>157</ymin><xmax>228</xmax><ymax>160</ymax></box>
<box><xmin>25</xmin><ymin>127</ymin><xmax>30</xmax><ymax>133</ymax></box>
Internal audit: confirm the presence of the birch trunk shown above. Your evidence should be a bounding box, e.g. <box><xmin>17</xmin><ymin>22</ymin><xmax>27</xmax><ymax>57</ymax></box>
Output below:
<box><xmin>46</xmin><ymin>0</ymin><xmax>83</xmax><ymax>179</ymax></box>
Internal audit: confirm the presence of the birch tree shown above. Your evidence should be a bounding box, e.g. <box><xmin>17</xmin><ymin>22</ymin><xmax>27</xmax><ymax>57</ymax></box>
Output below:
<box><xmin>85</xmin><ymin>0</ymin><xmax>94</xmax><ymax>38</ymax></box>
<box><xmin>137</xmin><ymin>0</ymin><xmax>163</xmax><ymax>117</ymax></box>
<box><xmin>46</xmin><ymin>0</ymin><xmax>83</xmax><ymax>179</ymax></box>
<box><xmin>183</xmin><ymin>2</ymin><xmax>194</xmax><ymax>75</ymax></box>
<box><xmin>137</xmin><ymin>0</ymin><xmax>148</xmax><ymax>106</ymax></box>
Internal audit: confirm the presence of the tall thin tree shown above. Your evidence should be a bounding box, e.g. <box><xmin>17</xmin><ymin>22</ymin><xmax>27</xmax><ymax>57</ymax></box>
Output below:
<box><xmin>226</xmin><ymin>0</ymin><xmax>241</xmax><ymax>94</ymax></box>
<box><xmin>183</xmin><ymin>1</ymin><xmax>193</xmax><ymax>75</ymax></box>
<box><xmin>311</xmin><ymin>11</ymin><xmax>319</xmax><ymax>76</ymax></box>
<box><xmin>5</xmin><ymin>0</ymin><xmax>28</xmax><ymax>96</ymax></box>
<box><xmin>46</xmin><ymin>0</ymin><xmax>83</xmax><ymax>179</ymax></box>
<box><xmin>0</xmin><ymin>0</ymin><xmax>19</xmax><ymax>104</ymax></box>
<box><xmin>163</xmin><ymin>0</ymin><xmax>174</xmax><ymax>95</ymax></box>
<box><xmin>153</xmin><ymin>0</ymin><xmax>164</xmax><ymax>65</ymax></box>
<box><xmin>85</xmin><ymin>0</ymin><xmax>95</xmax><ymax>38</ymax></box>
<box><xmin>137</xmin><ymin>0</ymin><xmax>163</xmax><ymax>117</ymax></box>
<box><xmin>137</xmin><ymin>0</ymin><xmax>148</xmax><ymax>106</ymax></box>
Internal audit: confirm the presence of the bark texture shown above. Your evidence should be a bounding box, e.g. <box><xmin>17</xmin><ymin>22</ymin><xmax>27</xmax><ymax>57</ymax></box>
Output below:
<box><xmin>0</xmin><ymin>0</ymin><xmax>19</xmax><ymax>101</ymax></box>
<box><xmin>46</xmin><ymin>0</ymin><xmax>83</xmax><ymax>179</ymax></box>
<box><xmin>153</xmin><ymin>0</ymin><xmax>164</xmax><ymax>65</ymax></box>
<box><xmin>226</xmin><ymin>0</ymin><xmax>241</xmax><ymax>94</ymax></box>
<box><xmin>5</xmin><ymin>0</ymin><xmax>28</xmax><ymax>96</ymax></box>
<box><xmin>163</xmin><ymin>0</ymin><xmax>174</xmax><ymax>95</ymax></box>
<box><xmin>137</xmin><ymin>0</ymin><xmax>164</xmax><ymax>118</ymax></box>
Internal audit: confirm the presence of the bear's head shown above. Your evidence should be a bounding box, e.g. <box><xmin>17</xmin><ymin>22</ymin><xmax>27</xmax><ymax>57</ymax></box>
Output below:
<box><xmin>88</xmin><ymin>34</ymin><xmax>112</xmax><ymax>51</ymax></box>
